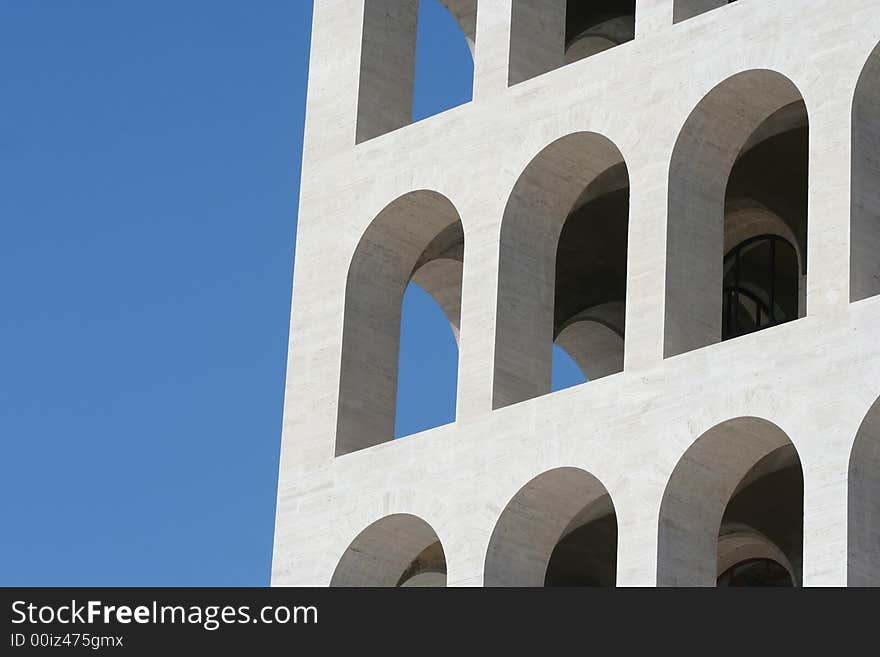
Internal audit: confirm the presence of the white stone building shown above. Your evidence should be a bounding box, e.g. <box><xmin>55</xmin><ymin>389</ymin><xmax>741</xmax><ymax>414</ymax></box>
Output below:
<box><xmin>272</xmin><ymin>0</ymin><xmax>880</xmax><ymax>586</ymax></box>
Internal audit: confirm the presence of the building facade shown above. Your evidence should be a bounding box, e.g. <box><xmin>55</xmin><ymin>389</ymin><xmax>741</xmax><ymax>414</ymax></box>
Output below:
<box><xmin>272</xmin><ymin>0</ymin><xmax>880</xmax><ymax>586</ymax></box>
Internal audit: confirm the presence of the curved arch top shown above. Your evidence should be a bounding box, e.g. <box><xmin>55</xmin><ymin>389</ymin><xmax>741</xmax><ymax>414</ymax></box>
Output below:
<box><xmin>494</xmin><ymin>131</ymin><xmax>630</xmax><ymax>409</ymax></box>
<box><xmin>658</xmin><ymin>416</ymin><xmax>803</xmax><ymax>586</ymax></box>
<box><xmin>484</xmin><ymin>466</ymin><xmax>617</xmax><ymax>586</ymax></box>
<box><xmin>851</xmin><ymin>41</ymin><xmax>880</xmax><ymax>303</ymax></box>
<box><xmin>331</xmin><ymin>513</ymin><xmax>446</xmax><ymax>587</ymax></box>
<box><xmin>664</xmin><ymin>69</ymin><xmax>809</xmax><ymax>358</ymax></box>
<box><xmin>501</xmin><ymin>132</ymin><xmax>628</xmax><ymax>241</ymax></box>
<box><xmin>337</xmin><ymin>190</ymin><xmax>465</xmax><ymax>455</ymax></box>
<box><xmin>723</xmin><ymin>200</ymin><xmax>804</xmax><ymax>275</ymax></box>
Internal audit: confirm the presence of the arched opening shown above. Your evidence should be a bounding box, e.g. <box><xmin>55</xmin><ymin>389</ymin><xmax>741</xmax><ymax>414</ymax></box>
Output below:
<box><xmin>331</xmin><ymin>514</ymin><xmax>446</xmax><ymax>587</ymax></box>
<box><xmin>509</xmin><ymin>1</ymin><xmax>635</xmax><ymax>85</ymax></box>
<box><xmin>665</xmin><ymin>70</ymin><xmax>808</xmax><ymax>357</ymax></box>
<box><xmin>673</xmin><ymin>0</ymin><xmax>737</xmax><ymax>24</ymax></box>
<box><xmin>722</xmin><ymin>234</ymin><xmax>799</xmax><ymax>340</ymax></box>
<box><xmin>337</xmin><ymin>191</ymin><xmax>464</xmax><ymax>455</ymax></box>
<box><xmin>658</xmin><ymin>417</ymin><xmax>804</xmax><ymax>587</ymax></box>
<box><xmin>851</xmin><ymin>42</ymin><xmax>880</xmax><ymax>302</ymax></box>
<box><xmin>484</xmin><ymin>467</ymin><xmax>618</xmax><ymax>586</ymax></box>
<box><xmin>849</xmin><ymin>396</ymin><xmax>880</xmax><ymax>586</ymax></box>
<box><xmin>357</xmin><ymin>0</ymin><xmax>476</xmax><ymax>142</ymax></box>
<box><xmin>395</xmin><ymin>282</ymin><xmax>459</xmax><ymax>437</ymax></box>
<box><xmin>494</xmin><ymin>133</ymin><xmax>629</xmax><ymax>409</ymax></box>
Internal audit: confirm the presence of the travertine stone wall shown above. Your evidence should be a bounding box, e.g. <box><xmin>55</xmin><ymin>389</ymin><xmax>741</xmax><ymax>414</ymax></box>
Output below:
<box><xmin>274</xmin><ymin>0</ymin><xmax>880</xmax><ymax>587</ymax></box>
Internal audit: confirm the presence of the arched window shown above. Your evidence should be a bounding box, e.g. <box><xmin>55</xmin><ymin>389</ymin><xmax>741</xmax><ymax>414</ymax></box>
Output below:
<box><xmin>722</xmin><ymin>235</ymin><xmax>799</xmax><ymax>340</ymax></box>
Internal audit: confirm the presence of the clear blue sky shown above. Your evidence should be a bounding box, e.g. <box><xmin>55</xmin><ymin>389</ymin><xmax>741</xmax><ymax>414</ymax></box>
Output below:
<box><xmin>0</xmin><ymin>1</ymin><xmax>583</xmax><ymax>586</ymax></box>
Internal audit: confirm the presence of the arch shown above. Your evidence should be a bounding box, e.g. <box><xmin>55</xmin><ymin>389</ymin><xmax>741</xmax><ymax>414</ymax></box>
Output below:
<box><xmin>658</xmin><ymin>418</ymin><xmax>804</xmax><ymax>586</ymax></box>
<box><xmin>851</xmin><ymin>42</ymin><xmax>880</xmax><ymax>302</ymax></box>
<box><xmin>722</xmin><ymin>234</ymin><xmax>800</xmax><ymax>339</ymax></box>
<box><xmin>723</xmin><ymin>202</ymin><xmax>806</xmax><ymax>323</ymax></box>
<box><xmin>849</xmin><ymin>396</ymin><xmax>880</xmax><ymax>585</ymax></box>
<box><xmin>331</xmin><ymin>514</ymin><xmax>446</xmax><ymax>587</ymax></box>
<box><xmin>337</xmin><ymin>190</ymin><xmax>464</xmax><ymax>455</ymax></box>
<box><xmin>494</xmin><ymin>132</ymin><xmax>629</xmax><ymax>408</ymax></box>
<box><xmin>717</xmin><ymin>523</ymin><xmax>796</xmax><ymax>585</ymax></box>
<box><xmin>484</xmin><ymin>467</ymin><xmax>618</xmax><ymax>586</ymax></box>
<box><xmin>665</xmin><ymin>70</ymin><xmax>809</xmax><ymax>357</ymax></box>
<box><xmin>723</xmin><ymin>201</ymin><xmax>803</xmax><ymax>274</ymax></box>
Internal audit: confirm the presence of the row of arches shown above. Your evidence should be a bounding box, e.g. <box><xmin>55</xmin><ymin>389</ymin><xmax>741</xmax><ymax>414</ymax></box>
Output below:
<box><xmin>356</xmin><ymin>1</ymin><xmax>740</xmax><ymax>141</ymax></box>
<box><xmin>331</xmin><ymin>400</ymin><xmax>880</xmax><ymax>586</ymax></box>
<box><xmin>507</xmin><ymin>0</ymin><xmax>740</xmax><ymax>84</ymax></box>
<box><xmin>337</xmin><ymin>48</ymin><xmax>880</xmax><ymax>454</ymax></box>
